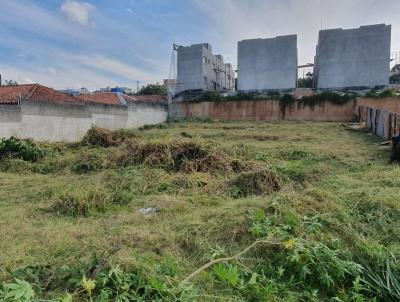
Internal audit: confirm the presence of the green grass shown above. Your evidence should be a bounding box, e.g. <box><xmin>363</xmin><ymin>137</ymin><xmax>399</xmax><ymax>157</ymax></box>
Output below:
<box><xmin>0</xmin><ymin>121</ymin><xmax>399</xmax><ymax>301</ymax></box>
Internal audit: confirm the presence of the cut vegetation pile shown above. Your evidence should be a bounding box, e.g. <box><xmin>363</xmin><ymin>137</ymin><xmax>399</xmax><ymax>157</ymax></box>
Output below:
<box><xmin>117</xmin><ymin>139</ymin><xmax>234</xmax><ymax>173</ymax></box>
<box><xmin>82</xmin><ymin>127</ymin><xmax>136</xmax><ymax>147</ymax></box>
<box><xmin>232</xmin><ymin>169</ymin><xmax>281</xmax><ymax>197</ymax></box>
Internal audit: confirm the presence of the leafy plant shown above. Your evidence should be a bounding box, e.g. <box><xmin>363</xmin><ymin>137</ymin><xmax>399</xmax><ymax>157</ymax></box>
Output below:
<box><xmin>0</xmin><ymin>278</ymin><xmax>35</xmax><ymax>302</ymax></box>
<box><xmin>360</xmin><ymin>253</ymin><xmax>400</xmax><ymax>301</ymax></box>
<box><xmin>0</xmin><ymin>137</ymin><xmax>44</xmax><ymax>162</ymax></box>
<box><xmin>212</xmin><ymin>263</ymin><xmax>241</xmax><ymax>287</ymax></box>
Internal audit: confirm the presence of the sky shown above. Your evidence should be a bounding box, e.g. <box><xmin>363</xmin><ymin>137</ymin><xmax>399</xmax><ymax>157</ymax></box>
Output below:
<box><xmin>0</xmin><ymin>0</ymin><xmax>399</xmax><ymax>91</ymax></box>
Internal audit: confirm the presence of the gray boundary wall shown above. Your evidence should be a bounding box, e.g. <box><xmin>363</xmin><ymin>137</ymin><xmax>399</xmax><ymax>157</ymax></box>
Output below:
<box><xmin>314</xmin><ymin>24</ymin><xmax>391</xmax><ymax>89</ymax></box>
<box><xmin>237</xmin><ymin>35</ymin><xmax>298</xmax><ymax>91</ymax></box>
<box><xmin>0</xmin><ymin>100</ymin><xmax>167</xmax><ymax>142</ymax></box>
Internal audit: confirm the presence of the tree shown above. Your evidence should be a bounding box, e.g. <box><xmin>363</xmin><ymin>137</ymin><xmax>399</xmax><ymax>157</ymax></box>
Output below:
<box><xmin>138</xmin><ymin>83</ymin><xmax>167</xmax><ymax>95</ymax></box>
<box><xmin>297</xmin><ymin>72</ymin><xmax>313</xmax><ymax>88</ymax></box>
<box><xmin>390</xmin><ymin>64</ymin><xmax>400</xmax><ymax>84</ymax></box>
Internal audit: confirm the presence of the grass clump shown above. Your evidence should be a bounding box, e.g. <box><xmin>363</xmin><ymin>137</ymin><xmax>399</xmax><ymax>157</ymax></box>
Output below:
<box><xmin>71</xmin><ymin>152</ymin><xmax>107</xmax><ymax>174</ymax></box>
<box><xmin>0</xmin><ymin>137</ymin><xmax>44</xmax><ymax>162</ymax></box>
<box><xmin>50</xmin><ymin>187</ymin><xmax>111</xmax><ymax>217</ymax></box>
<box><xmin>231</xmin><ymin>169</ymin><xmax>280</xmax><ymax>197</ymax></box>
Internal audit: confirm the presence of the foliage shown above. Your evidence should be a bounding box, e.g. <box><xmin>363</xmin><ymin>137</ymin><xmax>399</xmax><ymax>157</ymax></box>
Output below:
<box><xmin>298</xmin><ymin>91</ymin><xmax>355</xmax><ymax>108</ymax></box>
<box><xmin>0</xmin><ymin>137</ymin><xmax>44</xmax><ymax>162</ymax></box>
<box><xmin>138</xmin><ymin>83</ymin><xmax>167</xmax><ymax>96</ymax></box>
<box><xmin>279</xmin><ymin>93</ymin><xmax>295</xmax><ymax>114</ymax></box>
<box><xmin>365</xmin><ymin>88</ymin><xmax>396</xmax><ymax>98</ymax></box>
<box><xmin>360</xmin><ymin>253</ymin><xmax>400</xmax><ymax>301</ymax></box>
<box><xmin>50</xmin><ymin>187</ymin><xmax>112</xmax><ymax>217</ymax></box>
<box><xmin>297</xmin><ymin>72</ymin><xmax>313</xmax><ymax>88</ymax></box>
<box><xmin>0</xmin><ymin>278</ymin><xmax>35</xmax><ymax>302</ymax></box>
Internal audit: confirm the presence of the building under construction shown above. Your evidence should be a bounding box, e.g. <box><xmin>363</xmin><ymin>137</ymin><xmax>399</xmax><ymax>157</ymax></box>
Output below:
<box><xmin>176</xmin><ymin>43</ymin><xmax>235</xmax><ymax>92</ymax></box>
<box><xmin>314</xmin><ymin>24</ymin><xmax>391</xmax><ymax>89</ymax></box>
<box><xmin>237</xmin><ymin>35</ymin><xmax>298</xmax><ymax>91</ymax></box>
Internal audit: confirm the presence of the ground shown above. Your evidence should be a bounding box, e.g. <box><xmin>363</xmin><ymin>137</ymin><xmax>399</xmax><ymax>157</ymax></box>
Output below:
<box><xmin>0</xmin><ymin>121</ymin><xmax>399</xmax><ymax>302</ymax></box>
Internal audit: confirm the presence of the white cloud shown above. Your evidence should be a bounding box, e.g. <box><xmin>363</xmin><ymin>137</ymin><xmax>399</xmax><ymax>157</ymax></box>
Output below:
<box><xmin>64</xmin><ymin>54</ymin><xmax>159</xmax><ymax>82</ymax></box>
<box><xmin>0</xmin><ymin>1</ymin><xmax>91</xmax><ymax>40</ymax></box>
<box><xmin>47</xmin><ymin>68</ymin><xmax>57</xmax><ymax>76</ymax></box>
<box><xmin>61</xmin><ymin>1</ymin><xmax>95</xmax><ymax>26</ymax></box>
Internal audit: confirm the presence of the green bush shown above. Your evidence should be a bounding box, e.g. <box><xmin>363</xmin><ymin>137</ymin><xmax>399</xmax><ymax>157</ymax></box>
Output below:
<box><xmin>0</xmin><ymin>137</ymin><xmax>44</xmax><ymax>162</ymax></box>
<box><xmin>365</xmin><ymin>88</ymin><xmax>395</xmax><ymax>98</ymax></box>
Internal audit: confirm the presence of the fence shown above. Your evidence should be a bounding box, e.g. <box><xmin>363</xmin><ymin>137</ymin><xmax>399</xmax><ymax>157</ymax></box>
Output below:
<box><xmin>358</xmin><ymin>105</ymin><xmax>400</xmax><ymax>139</ymax></box>
<box><xmin>0</xmin><ymin>100</ymin><xmax>167</xmax><ymax>142</ymax></box>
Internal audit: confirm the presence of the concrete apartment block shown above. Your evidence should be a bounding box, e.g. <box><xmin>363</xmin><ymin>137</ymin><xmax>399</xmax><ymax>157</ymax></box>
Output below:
<box><xmin>177</xmin><ymin>43</ymin><xmax>234</xmax><ymax>92</ymax></box>
<box><xmin>314</xmin><ymin>24</ymin><xmax>391</xmax><ymax>89</ymax></box>
<box><xmin>237</xmin><ymin>35</ymin><xmax>298</xmax><ymax>91</ymax></box>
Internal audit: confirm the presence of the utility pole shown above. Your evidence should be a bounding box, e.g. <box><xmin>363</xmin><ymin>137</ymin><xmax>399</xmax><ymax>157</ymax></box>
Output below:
<box><xmin>136</xmin><ymin>81</ymin><xmax>140</xmax><ymax>93</ymax></box>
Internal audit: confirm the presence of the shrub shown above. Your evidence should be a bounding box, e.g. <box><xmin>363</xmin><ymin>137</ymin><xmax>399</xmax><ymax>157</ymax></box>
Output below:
<box><xmin>0</xmin><ymin>137</ymin><xmax>44</xmax><ymax>162</ymax></box>
<box><xmin>366</xmin><ymin>88</ymin><xmax>395</xmax><ymax>98</ymax></box>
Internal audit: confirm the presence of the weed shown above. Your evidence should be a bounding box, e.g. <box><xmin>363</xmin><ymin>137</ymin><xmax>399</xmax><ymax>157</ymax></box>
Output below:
<box><xmin>50</xmin><ymin>187</ymin><xmax>111</xmax><ymax>217</ymax></box>
<box><xmin>71</xmin><ymin>152</ymin><xmax>107</xmax><ymax>174</ymax></box>
<box><xmin>0</xmin><ymin>137</ymin><xmax>44</xmax><ymax>162</ymax></box>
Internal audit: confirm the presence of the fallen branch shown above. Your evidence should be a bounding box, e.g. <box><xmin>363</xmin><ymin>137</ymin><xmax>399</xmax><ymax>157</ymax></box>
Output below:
<box><xmin>180</xmin><ymin>239</ymin><xmax>282</xmax><ymax>285</ymax></box>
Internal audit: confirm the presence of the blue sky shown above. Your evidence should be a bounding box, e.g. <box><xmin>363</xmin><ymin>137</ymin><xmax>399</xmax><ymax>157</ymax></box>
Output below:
<box><xmin>0</xmin><ymin>0</ymin><xmax>399</xmax><ymax>90</ymax></box>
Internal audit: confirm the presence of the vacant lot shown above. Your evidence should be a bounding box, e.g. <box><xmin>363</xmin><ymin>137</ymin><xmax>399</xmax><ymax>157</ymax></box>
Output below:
<box><xmin>1</xmin><ymin>121</ymin><xmax>399</xmax><ymax>301</ymax></box>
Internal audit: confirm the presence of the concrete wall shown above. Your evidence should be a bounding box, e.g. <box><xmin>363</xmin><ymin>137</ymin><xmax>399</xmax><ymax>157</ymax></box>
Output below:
<box><xmin>237</xmin><ymin>35</ymin><xmax>298</xmax><ymax>91</ymax></box>
<box><xmin>169</xmin><ymin>99</ymin><xmax>355</xmax><ymax>122</ymax></box>
<box><xmin>177</xmin><ymin>43</ymin><xmax>234</xmax><ymax>92</ymax></box>
<box><xmin>358</xmin><ymin>97</ymin><xmax>400</xmax><ymax>114</ymax></box>
<box><xmin>314</xmin><ymin>24</ymin><xmax>391</xmax><ymax>89</ymax></box>
<box><xmin>0</xmin><ymin>101</ymin><xmax>167</xmax><ymax>142</ymax></box>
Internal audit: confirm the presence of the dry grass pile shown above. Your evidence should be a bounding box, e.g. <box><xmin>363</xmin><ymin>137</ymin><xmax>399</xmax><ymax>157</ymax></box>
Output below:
<box><xmin>82</xmin><ymin>127</ymin><xmax>136</xmax><ymax>147</ymax></box>
<box><xmin>117</xmin><ymin>139</ymin><xmax>233</xmax><ymax>173</ymax></box>
<box><xmin>232</xmin><ymin>169</ymin><xmax>281</xmax><ymax>197</ymax></box>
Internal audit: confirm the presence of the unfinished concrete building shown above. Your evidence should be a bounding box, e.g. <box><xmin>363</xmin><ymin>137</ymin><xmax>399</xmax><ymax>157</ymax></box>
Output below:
<box><xmin>314</xmin><ymin>24</ymin><xmax>391</xmax><ymax>89</ymax></box>
<box><xmin>237</xmin><ymin>35</ymin><xmax>298</xmax><ymax>91</ymax></box>
<box><xmin>177</xmin><ymin>43</ymin><xmax>235</xmax><ymax>92</ymax></box>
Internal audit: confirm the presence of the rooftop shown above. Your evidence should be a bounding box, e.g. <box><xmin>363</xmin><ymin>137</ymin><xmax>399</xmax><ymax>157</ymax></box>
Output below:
<box><xmin>0</xmin><ymin>84</ymin><xmax>82</xmax><ymax>105</ymax></box>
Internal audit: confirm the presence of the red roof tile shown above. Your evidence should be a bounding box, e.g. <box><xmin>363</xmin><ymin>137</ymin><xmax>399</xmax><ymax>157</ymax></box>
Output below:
<box><xmin>0</xmin><ymin>84</ymin><xmax>83</xmax><ymax>105</ymax></box>
<box><xmin>76</xmin><ymin>92</ymin><xmax>123</xmax><ymax>105</ymax></box>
